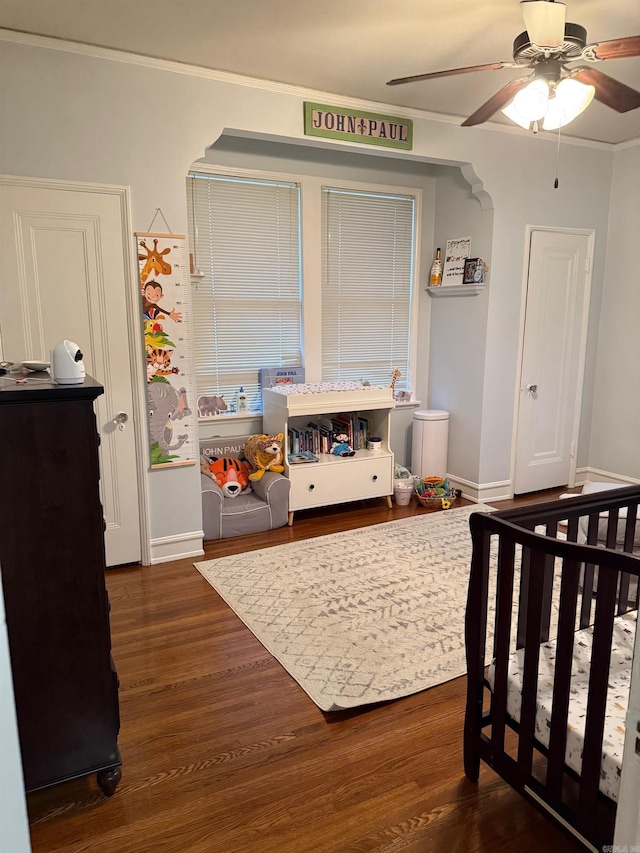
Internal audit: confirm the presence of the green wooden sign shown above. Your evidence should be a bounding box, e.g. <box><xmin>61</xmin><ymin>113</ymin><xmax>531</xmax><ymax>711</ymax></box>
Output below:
<box><xmin>304</xmin><ymin>102</ymin><xmax>413</xmax><ymax>150</ymax></box>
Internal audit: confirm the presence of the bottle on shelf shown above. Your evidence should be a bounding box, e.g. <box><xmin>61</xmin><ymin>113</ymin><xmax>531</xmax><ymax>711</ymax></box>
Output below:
<box><xmin>429</xmin><ymin>247</ymin><xmax>442</xmax><ymax>287</ymax></box>
<box><xmin>237</xmin><ymin>387</ymin><xmax>248</xmax><ymax>413</ymax></box>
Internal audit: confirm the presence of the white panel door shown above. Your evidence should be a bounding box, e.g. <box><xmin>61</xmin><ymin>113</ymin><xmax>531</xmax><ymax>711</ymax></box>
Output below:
<box><xmin>514</xmin><ymin>229</ymin><xmax>592</xmax><ymax>494</ymax></box>
<box><xmin>0</xmin><ymin>177</ymin><xmax>141</xmax><ymax>566</ymax></box>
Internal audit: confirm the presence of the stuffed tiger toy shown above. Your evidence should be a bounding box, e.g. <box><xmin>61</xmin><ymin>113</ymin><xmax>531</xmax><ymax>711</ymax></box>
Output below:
<box><xmin>201</xmin><ymin>456</ymin><xmax>250</xmax><ymax>498</ymax></box>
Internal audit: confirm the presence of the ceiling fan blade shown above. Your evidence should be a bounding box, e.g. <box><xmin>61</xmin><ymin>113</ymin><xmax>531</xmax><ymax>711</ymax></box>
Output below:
<box><xmin>461</xmin><ymin>77</ymin><xmax>531</xmax><ymax>126</ymax></box>
<box><xmin>520</xmin><ymin>0</ymin><xmax>566</xmax><ymax>48</ymax></box>
<box><xmin>387</xmin><ymin>62</ymin><xmax>514</xmax><ymax>86</ymax></box>
<box><xmin>572</xmin><ymin>66</ymin><xmax>640</xmax><ymax>112</ymax></box>
<box><xmin>587</xmin><ymin>35</ymin><xmax>640</xmax><ymax>61</ymax></box>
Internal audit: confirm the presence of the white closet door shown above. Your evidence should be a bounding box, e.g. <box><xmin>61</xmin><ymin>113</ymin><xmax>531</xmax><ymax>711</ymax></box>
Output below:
<box><xmin>0</xmin><ymin>177</ymin><xmax>142</xmax><ymax>566</ymax></box>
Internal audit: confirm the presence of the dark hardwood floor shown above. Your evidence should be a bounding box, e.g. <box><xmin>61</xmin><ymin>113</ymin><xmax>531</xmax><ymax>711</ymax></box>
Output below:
<box><xmin>26</xmin><ymin>490</ymin><xmax>586</xmax><ymax>853</ymax></box>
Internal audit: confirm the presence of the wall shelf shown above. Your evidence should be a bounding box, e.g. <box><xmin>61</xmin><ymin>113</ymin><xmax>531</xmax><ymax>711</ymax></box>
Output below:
<box><xmin>426</xmin><ymin>284</ymin><xmax>484</xmax><ymax>297</ymax></box>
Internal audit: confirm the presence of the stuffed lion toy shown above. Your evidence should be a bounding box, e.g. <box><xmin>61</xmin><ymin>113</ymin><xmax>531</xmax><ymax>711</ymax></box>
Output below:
<box><xmin>244</xmin><ymin>433</ymin><xmax>285</xmax><ymax>481</ymax></box>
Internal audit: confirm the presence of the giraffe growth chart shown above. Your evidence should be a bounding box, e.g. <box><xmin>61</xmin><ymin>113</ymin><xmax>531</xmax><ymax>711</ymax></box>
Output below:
<box><xmin>135</xmin><ymin>231</ymin><xmax>197</xmax><ymax>469</ymax></box>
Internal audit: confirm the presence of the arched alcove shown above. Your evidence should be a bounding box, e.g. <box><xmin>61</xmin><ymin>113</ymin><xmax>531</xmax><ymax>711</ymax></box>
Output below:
<box><xmin>187</xmin><ymin>131</ymin><xmax>495</xmax><ymax>481</ymax></box>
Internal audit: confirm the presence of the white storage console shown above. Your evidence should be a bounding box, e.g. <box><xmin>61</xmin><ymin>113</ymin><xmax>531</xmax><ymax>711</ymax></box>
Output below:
<box><xmin>262</xmin><ymin>383</ymin><xmax>395</xmax><ymax>524</ymax></box>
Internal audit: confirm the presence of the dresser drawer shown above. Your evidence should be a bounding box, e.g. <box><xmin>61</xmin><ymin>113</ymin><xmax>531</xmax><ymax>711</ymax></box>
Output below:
<box><xmin>289</xmin><ymin>454</ymin><xmax>393</xmax><ymax>511</ymax></box>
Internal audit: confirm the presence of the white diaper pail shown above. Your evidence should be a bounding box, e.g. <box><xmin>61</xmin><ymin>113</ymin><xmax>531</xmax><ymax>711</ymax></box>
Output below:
<box><xmin>411</xmin><ymin>409</ymin><xmax>449</xmax><ymax>479</ymax></box>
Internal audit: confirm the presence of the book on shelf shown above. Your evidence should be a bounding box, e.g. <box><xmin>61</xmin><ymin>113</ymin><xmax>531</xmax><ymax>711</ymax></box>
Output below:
<box><xmin>288</xmin><ymin>450</ymin><xmax>319</xmax><ymax>464</ymax></box>
<box><xmin>288</xmin><ymin>427</ymin><xmax>300</xmax><ymax>453</ymax></box>
<box><xmin>356</xmin><ymin>415</ymin><xmax>370</xmax><ymax>450</ymax></box>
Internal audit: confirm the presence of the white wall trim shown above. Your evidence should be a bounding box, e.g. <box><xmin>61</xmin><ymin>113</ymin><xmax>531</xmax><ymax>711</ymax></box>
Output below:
<box><xmin>577</xmin><ymin>466</ymin><xmax>640</xmax><ymax>487</ymax></box>
<box><xmin>613</xmin><ymin>137</ymin><xmax>640</xmax><ymax>151</ymax></box>
<box><xmin>447</xmin><ymin>475</ymin><xmax>512</xmax><ymax>504</ymax></box>
<box><xmin>449</xmin><ymin>468</ymin><xmax>640</xmax><ymax>505</ymax></box>
<box><xmin>0</xmin><ymin>28</ymin><xmax>617</xmax><ymax>151</ymax></box>
<box><xmin>459</xmin><ymin>163</ymin><xmax>494</xmax><ymax>211</ymax></box>
<box><xmin>149</xmin><ymin>530</ymin><xmax>205</xmax><ymax>565</ymax></box>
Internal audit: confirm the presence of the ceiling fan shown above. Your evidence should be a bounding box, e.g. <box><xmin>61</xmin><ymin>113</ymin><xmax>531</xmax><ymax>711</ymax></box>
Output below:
<box><xmin>387</xmin><ymin>0</ymin><xmax>640</xmax><ymax>131</ymax></box>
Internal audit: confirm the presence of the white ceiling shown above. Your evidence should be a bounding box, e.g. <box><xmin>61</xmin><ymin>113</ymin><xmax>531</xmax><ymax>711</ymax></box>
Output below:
<box><xmin>1</xmin><ymin>0</ymin><xmax>639</xmax><ymax>144</ymax></box>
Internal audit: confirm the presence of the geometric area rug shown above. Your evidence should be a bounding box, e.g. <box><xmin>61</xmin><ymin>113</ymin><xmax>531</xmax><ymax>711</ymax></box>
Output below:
<box><xmin>195</xmin><ymin>504</ymin><xmax>494</xmax><ymax>712</ymax></box>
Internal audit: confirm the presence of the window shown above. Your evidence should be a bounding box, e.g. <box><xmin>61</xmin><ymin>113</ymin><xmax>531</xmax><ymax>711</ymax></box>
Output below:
<box><xmin>321</xmin><ymin>187</ymin><xmax>415</xmax><ymax>391</ymax></box>
<box><xmin>187</xmin><ymin>172</ymin><xmax>302</xmax><ymax>412</ymax></box>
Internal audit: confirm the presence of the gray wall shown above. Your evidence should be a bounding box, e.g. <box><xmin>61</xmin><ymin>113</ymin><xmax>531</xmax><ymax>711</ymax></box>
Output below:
<box><xmin>589</xmin><ymin>144</ymin><xmax>640</xmax><ymax>480</ymax></box>
<box><xmin>427</xmin><ymin>169</ymin><xmax>494</xmax><ymax>484</ymax></box>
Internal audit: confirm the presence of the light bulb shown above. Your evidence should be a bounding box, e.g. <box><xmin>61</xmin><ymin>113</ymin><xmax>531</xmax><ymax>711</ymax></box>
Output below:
<box><xmin>502</xmin><ymin>101</ymin><xmax>532</xmax><ymax>129</ymax></box>
<box><xmin>543</xmin><ymin>78</ymin><xmax>595</xmax><ymax>129</ymax></box>
<box><xmin>513</xmin><ymin>78</ymin><xmax>550</xmax><ymax>121</ymax></box>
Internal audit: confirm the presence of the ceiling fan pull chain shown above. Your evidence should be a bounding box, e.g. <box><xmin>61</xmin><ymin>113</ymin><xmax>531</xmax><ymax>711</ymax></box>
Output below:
<box><xmin>554</xmin><ymin>123</ymin><xmax>562</xmax><ymax>188</ymax></box>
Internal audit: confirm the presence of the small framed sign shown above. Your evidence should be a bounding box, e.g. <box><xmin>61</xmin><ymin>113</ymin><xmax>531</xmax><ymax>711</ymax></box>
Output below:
<box><xmin>442</xmin><ymin>237</ymin><xmax>471</xmax><ymax>285</ymax></box>
<box><xmin>304</xmin><ymin>102</ymin><xmax>412</xmax><ymax>150</ymax></box>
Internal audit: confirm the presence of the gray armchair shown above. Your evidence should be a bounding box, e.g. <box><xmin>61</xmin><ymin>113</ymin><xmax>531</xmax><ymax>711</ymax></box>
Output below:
<box><xmin>200</xmin><ymin>435</ymin><xmax>290</xmax><ymax>540</ymax></box>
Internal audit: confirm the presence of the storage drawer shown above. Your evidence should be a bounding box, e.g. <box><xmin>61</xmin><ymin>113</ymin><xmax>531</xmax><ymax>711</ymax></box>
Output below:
<box><xmin>289</xmin><ymin>454</ymin><xmax>393</xmax><ymax>511</ymax></box>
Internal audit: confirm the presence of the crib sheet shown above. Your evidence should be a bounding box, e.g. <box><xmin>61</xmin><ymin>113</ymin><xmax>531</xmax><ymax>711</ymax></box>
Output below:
<box><xmin>487</xmin><ymin>610</ymin><xmax>636</xmax><ymax>802</ymax></box>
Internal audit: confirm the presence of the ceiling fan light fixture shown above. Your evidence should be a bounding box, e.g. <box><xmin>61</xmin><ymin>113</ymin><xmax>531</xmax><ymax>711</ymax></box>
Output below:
<box><xmin>513</xmin><ymin>77</ymin><xmax>550</xmax><ymax>120</ymax></box>
<box><xmin>542</xmin><ymin>77</ymin><xmax>595</xmax><ymax>129</ymax></box>
<box><xmin>520</xmin><ymin>0</ymin><xmax>567</xmax><ymax>48</ymax></box>
<box><xmin>502</xmin><ymin>101</ymin><xmax>533</xmax><ymax>129</ymax></box>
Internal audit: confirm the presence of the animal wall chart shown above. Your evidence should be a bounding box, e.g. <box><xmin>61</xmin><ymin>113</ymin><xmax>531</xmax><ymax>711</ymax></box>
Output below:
<box><xmin>135</xmin><ymin>231</ymin><xmax>197</xmax><ymax>469</ymax></box>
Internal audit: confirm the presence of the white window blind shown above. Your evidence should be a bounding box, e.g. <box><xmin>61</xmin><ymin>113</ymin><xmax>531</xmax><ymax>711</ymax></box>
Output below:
<box><xmin>187</xmin><ymin>172</ymin><xmax>302</xmax><ymax>412</ymax></box>
<box><xmin>321</xmin><ymin>187</ymin><xmax>415</xmax><ymax>390</ymax></box>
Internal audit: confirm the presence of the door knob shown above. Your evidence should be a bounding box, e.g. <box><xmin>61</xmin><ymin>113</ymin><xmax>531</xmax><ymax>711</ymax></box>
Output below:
<box><xmin>526</xmin><ymin>383</ymin><xmax>538</xmax><ymax>395</ymax></box>
<box><xmin>115</xmin><ymin>411</ymin><xmax>129</xmax><ymax>431</ymax></box>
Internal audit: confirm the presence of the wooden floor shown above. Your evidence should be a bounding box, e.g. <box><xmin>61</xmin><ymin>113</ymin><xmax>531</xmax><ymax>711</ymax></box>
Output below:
<box><xmin>27</xmin><ymin>490</ymin><xmax>586</xmax><ymax>853</ymax></box>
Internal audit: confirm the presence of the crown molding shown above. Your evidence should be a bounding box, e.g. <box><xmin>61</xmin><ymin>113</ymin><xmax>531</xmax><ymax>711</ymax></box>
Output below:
<box><xmin>613</xmin><ymin>137</ymin><xmax>640</xmax><ymax>151</ymax></box>
<box><xmin>0</xmin><ymin>28</ymin><xmax>623</xmax><ymax>151</ymax></box>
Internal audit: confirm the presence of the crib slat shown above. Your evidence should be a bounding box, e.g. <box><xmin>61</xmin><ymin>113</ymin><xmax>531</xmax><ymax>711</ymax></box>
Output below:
<box><xmin>516</xmin><ymin>547</ymin><xmax>531</xmax><ymax>649</ymax></box>
<box><xmin>464</xmin><ymin>518</ymin><xmax>493</xmax><ymax>781</ymax></box>
<box><xmin>620</xmin><ymin>504</ymin><xmax>639</xmax><ymax>612</ymax></box>
<box><xmin>565</xmin><ymin>516</ymin><xmax>580</xmax><ymax>544</ymax></box>
<box><xmin>605</xmin><ymin>508</ymin><xmax>620</xmax><ymax>549</ymax></box>
<box><xmin>490</xmin><ymin>536</ymin><xmax>516</xmax><ymax>755</ymax></box>
<box><xmin>546</xmin><ymin>556</ymin><xmax>581</xmax><ymax>801</ymax></box>
<box><xmin>577</xmin><ymin>565</ymin><xmax>618</xmax><ymax>827</ymax></box>
<box><xmin>579</xmin><ymin>513</ymin><xmax>600</xmax><ymax>628</ymax></box>
<box><xmin>517</xmin><ymin>547</ymin><xmax>547</xmax><ymax>775</ymax></box>
<box><xmin>623</xmin><ymin>502</ymin><xmax>638</xmax><ymax>552</ymax></box>
<box><xmin>539</xmin><ymin>551</ymin><xmax>555</xmax><ymax>644</ymax></box>
<box><xmin>618</xmin><ymin>572</ymin><xmax>631</xmax><ymax>614</ymax></box>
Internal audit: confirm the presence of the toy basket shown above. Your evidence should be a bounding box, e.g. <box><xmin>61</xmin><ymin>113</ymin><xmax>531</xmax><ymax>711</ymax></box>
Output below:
<box><xmin>414</xmin><ymin>476</ymin><xmax>460</xmax><ymax>509</ymax></box>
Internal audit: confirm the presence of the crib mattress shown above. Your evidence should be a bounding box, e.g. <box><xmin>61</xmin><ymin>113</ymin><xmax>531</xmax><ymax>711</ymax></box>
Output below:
<box><xmin>487</xmin><ymin>610</ymin><xmax>636</xmax><ymax>802</ymax></box>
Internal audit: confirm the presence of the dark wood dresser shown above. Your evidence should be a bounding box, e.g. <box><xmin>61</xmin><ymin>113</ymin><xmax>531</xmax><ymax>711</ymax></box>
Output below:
<box><xmin>0</xmin><ymin>375</ymin><xmax>121</xmax><ymax>796</ymax></box>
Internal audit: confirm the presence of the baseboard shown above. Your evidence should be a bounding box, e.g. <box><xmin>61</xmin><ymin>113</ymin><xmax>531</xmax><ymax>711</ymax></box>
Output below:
<box><xmin>576</xmin><ymin>466</ymin><xmax>640</xmax><ymax>487</ymax></box>
<box><xmin>447</xmin><ymin>468</ymin><xmax>639</xmax><ymax>504</ymax></box>
<box><xmin>149</xmin><ymin>530</ymin><xmax>204</xmax><ymax>565</ymax></box>
<box><xmin>447</xmin><ymin>475</ymin><xmax>512</xmax><ymax>504</ymax></box>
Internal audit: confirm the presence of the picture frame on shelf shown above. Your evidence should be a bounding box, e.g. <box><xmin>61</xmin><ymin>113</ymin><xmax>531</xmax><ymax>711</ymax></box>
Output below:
<box><xmin>463</xmin><ymin>257</ymin><xmax>484</xmax><ymax>284</ymax></box>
